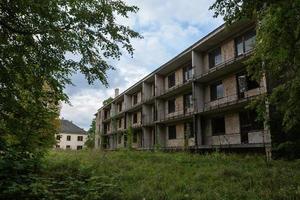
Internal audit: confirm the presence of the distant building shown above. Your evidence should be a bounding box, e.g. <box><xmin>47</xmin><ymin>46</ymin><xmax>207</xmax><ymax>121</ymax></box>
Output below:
<box><xmin>55</xmin><ymin>119</ymin><xmax>87</xmax><ymax>150</ymax></box>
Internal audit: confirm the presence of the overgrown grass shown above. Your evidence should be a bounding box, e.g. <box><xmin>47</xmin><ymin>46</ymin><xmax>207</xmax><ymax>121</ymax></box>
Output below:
<box><xmin>40</xmin><ymin>150</ymin><xmax>300</xmax><ymax>200</ymax></box>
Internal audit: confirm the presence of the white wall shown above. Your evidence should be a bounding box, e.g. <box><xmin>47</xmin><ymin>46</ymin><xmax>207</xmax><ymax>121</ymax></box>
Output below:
<box><xmin>55</xmin><ymin>132</ymin><xmax>88</xmax><ymax>150</ymax></box>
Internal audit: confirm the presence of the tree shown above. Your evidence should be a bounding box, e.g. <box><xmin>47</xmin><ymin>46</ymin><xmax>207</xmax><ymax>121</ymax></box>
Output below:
<box><xmin>103</xmin><ymin>97</ymin><xmax>114</xmax><ymax>106</ymax></box>
<box><xmin>0</xmin><ymin>0</ymin><xmax>140</xmax><ymax>153</ymax></box>
<box><xmin>0</xmin><ymin>0</ymin><xmax>141</xmax><ymax>196</ymax></box>
<box><xmin>210</xmin><ymin>0</ymin><xmax>300</xmax><ymax>157</ymax></box>
<box><xmin>85</xmin><ymin>118</ymin><xmax>96</xmax><ymax>149</ymax></box>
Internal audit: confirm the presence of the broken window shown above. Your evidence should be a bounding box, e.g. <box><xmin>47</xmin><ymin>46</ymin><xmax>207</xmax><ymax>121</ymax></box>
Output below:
<box><xmin>209</xmin><ymin>47</ymin><xmax>222</xmax><ymax>68</ymax></box>
<box><xmin>168</xmin><ymin>125</ymin><xmax>176</xmax><ymax>139</ymax></box>
<box><xmin>235</xmin><ymin>29</ymin><xmax>256</xmax><ymax>56</ymax></box>
<box><xmin>118</xmin><ymin>119</ymin><xmax>122</xmax><ymax>128</ymax></box>
<box><xmin>133</xmin><ymin>94</ymin><xmax>138</xmax><ymax>105</ymax></box>
<box><xmin>183</xmin><ymin>65</ymin><xmax>193</xmax><ymax>82</ymax></box>
<box><xmin>168</xmin><ymin>73</ymin><xmax>176</xmax><ymax>88</ymax></box>
<box><xmin>239</xmin><ymin>110</ymin><xmax>264</xmax><ymax>133</ymax></box>
<box><xmin>168</xmin><ymin>98</ymin><xmax>176</xmax><ymax>113</ymax></box>
<box><xmin>133</xmin><ymin>113</ymin><xmax>138</xmax><ymax>123</ymax></box>
<box><xmin>211</xmin><ymin>116</ymin><xmax>225</xmax><ymax>136</ymax></box>
<box><xmin>133</xmin><ymin>132</ymin><xmax>138</xmax><ymax>143</ymax></box>
<box><xmin>237</xmin><ymin>72</ymin><xmax>260</xmax><ymax>98</ymax></box>
<box><xmin>210</xmin><ymin>81</ymin><xmax>224</xmax><ymax>101</ymax></box>
<box><xmin>184</xmin><ymin>93</ymin><xmax>193</xmax><ymax>110</ymax></box>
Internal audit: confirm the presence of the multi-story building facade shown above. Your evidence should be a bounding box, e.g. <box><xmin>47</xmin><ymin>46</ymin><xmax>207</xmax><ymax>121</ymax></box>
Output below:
<box><xmin>95</xmin><ymin>21</ymin><xmax>271</xmax><ymax>152</ymax></box>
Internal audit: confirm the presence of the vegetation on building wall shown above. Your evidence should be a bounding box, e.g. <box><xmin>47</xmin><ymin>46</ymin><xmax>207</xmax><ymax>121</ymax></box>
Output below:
<box><xmin>85</xmin><ymin>118</ymin><xmax>96</xmax><ymax>149</ymax></box>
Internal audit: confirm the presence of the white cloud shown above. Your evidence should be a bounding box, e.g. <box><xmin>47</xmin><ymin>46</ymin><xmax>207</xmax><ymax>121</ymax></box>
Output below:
<box><xmin>60</xmin><ymin>0</ymin><xmax>223</xmax><ymax>130</ymax></box>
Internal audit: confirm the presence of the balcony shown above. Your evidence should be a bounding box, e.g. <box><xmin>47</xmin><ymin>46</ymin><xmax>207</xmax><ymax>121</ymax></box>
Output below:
<box><xmin>156</xmin><ymin>107</ymin><xmax>195</xmax><ymax>123</ymax></box>
<box><xmin>200</xmin><ymin>87</ymin><xmax>266</xmax><ymax>114</ymax></box>
<box><xmin>202</xmin><ymin>130</ymin><xmax>271</xmax><ymax>147</ymax></box>
<box><xmin>156</xmin><ymin>78</ymin><xmax>193</xmax><ymax>99</ymax></box>
<box><xmin>195</xmin><ymin>51</ymin><xmax>253</xmax><ymax>83</ymax></box>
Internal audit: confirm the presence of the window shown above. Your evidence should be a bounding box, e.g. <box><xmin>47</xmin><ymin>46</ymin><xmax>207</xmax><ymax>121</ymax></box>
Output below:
<box><xmin>118</xmin><ymin>134</ymin><xmax>122</xmax><ymax>144</ymax></box>
<box><xmin>210</xmin><ymin>81</ymin><xmax>224</xmax><ymax>101</ymax></box>
<box><xmin>133</xmin><ymin>113</ymin><xmax>138</xmax><ymax>124</ymax></box>
<box><xmin>67</xmin><ymin>135</ymin><xmax>71</xmax><ymax>141</ymax></box>
<box><xmin>118</xmin><ymin>119</ymin><xmax>122</xmax><ymax>128</ymax></box>
<box><xmin>133</xmin><ymin>132</ymin><xmax>138</xmax><ymax>143</ymax></box>
<box><xmin>237</xmin><ymin>73</ymin><xmax>260</xmax><ymax>96</ymax></box>
<box><xmin>239</xmin><ymin>110</ymin><xmax>263</xmax><ymax>132</ymax></box>
<box><xmin>168</xmin><ymin>125</ymin><xmax>176</xmax><ymax>139</ymax></box>
<box><xmin>77</xmin><ymin>145</ymin><xmax>83</xmax><ymax>150</ymax></box>
<box><xmin>118</xmin><ymin>103</ymin><xmax>122</xmax><ymax>112</ymax></box>
<box><xmin>211</xmin><ymin>116</ymin><xmax>225</xmax><ymax>135</ymax></box>
<box><xmin>133</xmin><ymin>94</ymin><xmax>138</xmax><ymax>105</ymax></box>
<box><xmin>235</xmin><ymin>29</ymin><xmax>256</xmax><ymax>56</ymax></box>
<box><xmin>168</xmin><ymin>99</ymin><xmax>176</xmax><ymax>113</ymax></box>
<box><xmin>209</xmin><ymin>47</ymin><xmax>222</xmax><ymax>68</ymax></box>
<box><xmin>183</xmin><ymin>65</ymin><xmax>193</xmax><ymax>82</ymax></box>
<box><xmin>77</xmin><ymin>136</ymin><xmax>83</xmax><ymax>141</ymax></box>
<box><xmin>168</xmin><ymin>73</ymin><xmax>175</xmax><ymax>88</ymax></box>
<box><xmin>66</xmin><ymin>145</ymin><xmax>71</xmax><ymax>149</ymax></box>
<box><xmin>56</xmin><ymin>145</ymin><xmax>60</xmax><ymax>149</ymax></box>
<box><xmin>104</xmin><ymin>110</ymin><xmax>110</xmax><ymax>119</ymax></box>
<box><xmin>184</xmin><ymin>122</ymin><xmax>194</xmax><ymax>138</ymax></box>
<box><xmin>56</xmin><ymin>135</ymin><xmax>61</xmax><ymax>140</ymax></box>
<box><xmin>184</xmin><ymin>93</ymin><xmax>193</xmax><ymax>109</ymax></box>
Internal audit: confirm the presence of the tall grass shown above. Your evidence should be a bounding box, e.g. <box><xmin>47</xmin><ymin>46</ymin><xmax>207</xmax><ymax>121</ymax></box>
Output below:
<box><xmin>41</xmin><ymin>150</ymin><xmax>300</xmax><ymax>200</ymax></box>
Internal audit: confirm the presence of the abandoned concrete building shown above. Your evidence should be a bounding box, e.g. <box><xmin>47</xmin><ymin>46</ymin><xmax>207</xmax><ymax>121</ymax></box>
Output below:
<box><xmin>94</xmin><ymin>21</ymin><xmax>271</xmax><ymax>152</ymax></box>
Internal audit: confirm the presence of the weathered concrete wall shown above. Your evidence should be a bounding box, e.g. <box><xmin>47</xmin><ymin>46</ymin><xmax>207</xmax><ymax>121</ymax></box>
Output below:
<box><xmin>221</xmin><ymin>39</ymin><xmax>235</xmax><ymax>62</ymax></box>
<box><xmin>155</xmin><ymin>74</ymin><xmax>164</xmax><ymax>96</ymax></box>
<box><xmin>165</xmin><ymin>95</ymin><xmax>184</xmax><ymax>118</ymax></box>
<box><xmin>164</xmin><ymin>67</ymin><xmax>183</xmax><ymax>90</ymax></box>
<box><xmin>124</xmin><ymin>94</ymin><xmax>131</xmax><ymax>110</ymax></box>
<box><xmin>192</xmin><ymin>50</ymin><xmax>203</xmax><ymax>77</ymax></box>
<box><xmin>203</xmin><ymin>112</ymin><xmax>241</xmax><ymax>145</ymax></box>
<box><xmin>166</xmin><ymin>123</ymin><xmax>184</xmax><ymax>147</ymax></box>
<box><xmin>132</xmin><ymin>111</ymin><xmax>142</xmax><ymax>126</ymax></box>
<box><xmin>248</xmin><ymin>131</ymin><xmax>271</xmax><ymax>144</ymax></box>
<box><xmin>117</xmin><ymin>117</ymin><xmax>125</xmax><ymax>131</ymax></box>
<box><xmin>225</xmin><ymin>113</ymin><xmax>240</xmax><ymax>134</ymax></box>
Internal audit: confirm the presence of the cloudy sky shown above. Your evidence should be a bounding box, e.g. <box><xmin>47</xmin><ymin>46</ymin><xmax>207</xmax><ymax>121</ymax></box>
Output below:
<box><xmin>60</xmin><ymin>0</ymin><xmax>224</xmax><ymax>130</ymax></box>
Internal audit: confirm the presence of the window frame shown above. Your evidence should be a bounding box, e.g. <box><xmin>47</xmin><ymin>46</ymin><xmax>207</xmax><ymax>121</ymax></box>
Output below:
<box><xmin>183</xmin><ymin>65</ymin><xmax>193</xmax><ymax>82</ymax></box>
<box><xmin>184</xmin><ymin>92</ymin><xmax>193</xmax><ymax>110</ymax></box>
<box><xmin>168</xmin><ymin>72</ymin><xmax>176</xmax><ymax>88</ymax></box>
<box><xmin>210</xmin><ymin>81</ymin><xmax>224</xmax><ymax>101</ymax></box>
<box><xmin>168</xmin><ymin>125</ymin><xmax>177</xmax><ymax>140</ymax></box>
<box><xmin>67</xmin><ymin>135</ymin><xmax>71</xmax><ymax>141</ymax></box>
<box><xmin>235</xmin><ymin>29</ymin><xmax>256</xmax><ymax>57</ymax></box>
<box><xmin>77</xmin><ymin>145</ymin><xmax>83</xmax><ymax>150</ymax></box>
<box><xmin>168</xmin><ymin>98</ymin><xmax>176</xmax><ymax>114</ymax></box>
<box><xmin>209</xmin><ymin>47</ymin><xmax>222</xmax><ymax>68</ymax></box>
<box><xmin>77</xmin><ymin>136</ymin><xmax>83</xmax><ymax>141</ymax></box>
<box><xmin>133</xmin><ymin>113</ymin><xmax>138</xmax><ymax>124</ymax></box>
<box><xmin>211</xmin><ymin>116</ymin><xmax>225</xmax><ymax>136</ymax></box>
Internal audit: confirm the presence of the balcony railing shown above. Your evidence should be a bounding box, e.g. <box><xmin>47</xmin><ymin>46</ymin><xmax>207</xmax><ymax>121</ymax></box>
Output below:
<box><xmin>156</xmin><ymin>107</ymin><xmax>195</xmax><ymax>122</ymax></box>
<box><xmin>201</xmin><ymin>87</ymin><xmax>266</xmax><ymax>113</ymax></box>
<box><xmin>156</xmin><ymin>78</ymin><xmax>193</xmax><ymax>97</ymax></box>
<box><xmin>194</xmin><ymin>50</ymin><xmax>253</xmax><ymax>81</ymax></box>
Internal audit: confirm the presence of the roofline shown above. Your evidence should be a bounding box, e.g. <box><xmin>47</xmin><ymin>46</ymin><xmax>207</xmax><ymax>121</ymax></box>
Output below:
<box><xmin>98</xmin><ymin>23</ymin><xmax>226</xmax><ymax>111</ymax></box>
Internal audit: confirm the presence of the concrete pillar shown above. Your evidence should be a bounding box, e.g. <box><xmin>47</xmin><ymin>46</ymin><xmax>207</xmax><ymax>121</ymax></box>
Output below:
<box><xmin>155</xmin><ymin>74</ymin><xmax>164</xmax><ymax>96</ymax></box>
<box><xmin>143</xmin><ymin>82</ymin><xmax>153</xmax><ymax>101</ymax></box>
<box><xmin>193</xmin><ymin>82</ymin><xmax>204</xmax><ymax>113</ymax></box>
<box><xmin>192</xmin><ymin>50</ymin><xmax>203</xmax><ymax>77</ymax></box>
<box><xmin>124</xmin><ymin>94</ymin><xmax>131</xmax><ymax>110</ymax></box>
<box><xmin>156</xmin><ymin>124</ymin><xmax>166</xmax><ymax>148</ymax></box>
